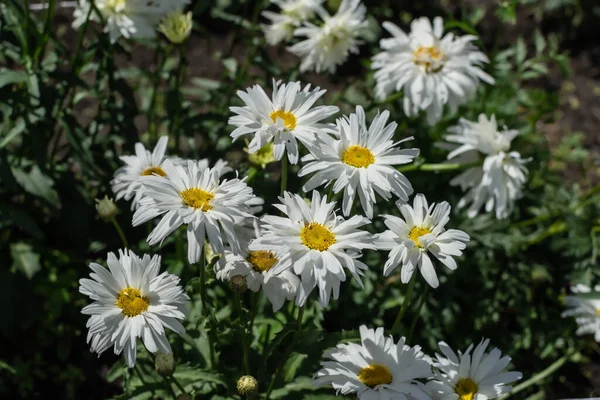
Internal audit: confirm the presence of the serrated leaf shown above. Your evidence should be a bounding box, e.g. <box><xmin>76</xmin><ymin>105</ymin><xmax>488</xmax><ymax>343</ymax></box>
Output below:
<box><xmin>11</xmin><ymin>242</ymin><xmax>41</xmax><ymax>279</ymax></box>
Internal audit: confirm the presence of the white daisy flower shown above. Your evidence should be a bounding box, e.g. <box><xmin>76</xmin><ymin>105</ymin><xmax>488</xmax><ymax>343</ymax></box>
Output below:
<box><xmin>299</xmin><ymin>105</ymin><xmax>419</xmax><ymax>218</ymax></box>
<box><xmin>427</xmin><ymin>339</ymin><xmax>522</xmax><ymax>400</ymax></box>
<box><xmin>132</xmin><ymin>159</ymin><xmax>262</xmax><ymax>264</ymax></box>
<box><xmin>372</xmin><ymin>16</ymin><xmax>494</xmax><ymax>125</ymax></box>
<box><xmin>73</xmin><ymin>0</ymin><xmax>190</xmax><ymax>43</ymax></box>
<box><xmin>79</xmin><ymin>249</ymin><xmax>189</xmax><ymax>368</ymax></box>
<box><xmin>288</xmin><ymin>0</ymin><xmax>368</xmax><ymax>74</ymax></box>
<box><xmin>443</xmin><ymin>114</ymin><xmax>529</xmax><ymax>219</ymax></box>
<box><xmin>228</xmin><ymin>80</ymin><xmax>339</xmax><ymax>164</ymax></box>
<box><xmin>562</xmin><ymin>283</ymin><xmax>600</xmax><ymax>342</ymax></box>
<box><xmin>251</xmin><ymin>190</ymin><xmax>374</xmax><ymax>307</ymax></box>
<box><xmin>376</xmin><ymin>194</ymin><xmax>469</xmax><ymax>289</ymax></box>
<box><xmin>313</xmin><ymin>325</ymin><xmax>433</xmax><ymax>399</ymax></box>
<box><xmin>262</xmin><ymin>0</ymin><xmax>324</xmax><ymax>46</ymax></box>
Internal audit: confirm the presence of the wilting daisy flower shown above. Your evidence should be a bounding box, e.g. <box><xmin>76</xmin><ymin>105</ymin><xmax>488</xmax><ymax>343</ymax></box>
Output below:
<box><xmin>251</xmin><ymin>191</ymin><xmax>374</xmax><ymax>306</ymax></box>
<box><xmin>443</xmin><ymin>114</ymin><xmax>529</xmax><ymax>219</ymax></box>
<box><xmin>372</xmin><ymin>16</ymin><xmax>494</xmax><ymax>125</ymax></box>
<box><xmin>427</xmin><ymin>339</ymin><xmax>522</xmax><ymax>400</ymax></box>
<box><xmin>229</xmin><ymin>80</ymin><xmax>338</xmax><ymax>164</ymax></box>
<box><xmin>262</xmin><ymin>0</ymin><xmax>323</xmax><ymax>46</ymax></box>
<box><xmin>111</xmin><ymin>136</ymin><xmax>170</xmax><ymax>210</ymax></box>
<box><xmin>313</xmin><ymin>325</ymin><xmax>432</xmax><ymax>399</ymax></box>
<box><xmin>562</xmin><ymin>283</ymin><xmax>600</xmax><ymax>342</ymax></box>
<box><xmin>73</xmin><ymin>0</ymin><xmax>190</xmax><ymax>43</ymax></box>
<box><xmin>132</xmin><ymin>159</ymin><xmax>262</xmax><ymax>264</ymax></box>
<box><xmin>79</xmin><ymin>249</ymin><xmax>189</xmax><ymax>368</ymax></box>
<box><xmin>288</xmin><ymin>0</ymin><xmax>368</xmax><ymax>74</ymax></box>
<box><xmin>299</xmin><ymin>105</ymin><xmax>418</xmax><ymax>218</ymax></box>
<box><xmin>377</xmin><ymin>194</ymin><xmax>469</xmax><ymax>288</ymax></box>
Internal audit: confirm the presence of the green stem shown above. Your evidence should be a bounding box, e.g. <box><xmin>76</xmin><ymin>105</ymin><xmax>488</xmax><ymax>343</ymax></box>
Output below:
<box><xmin>199</xmin><ymin>255</ymin><xmax>216</xmax><ymax>368</ymax></box>
<box><xmin>407</xmin><ymin>285</ymin><xmax>428</xmax><ymax>343</ymax></box>
<box><xmin>235</xmin><ymin>292</ymin><xmax>250</xmax><ymax>374</ymax></box>
<box><xmin>148</xmin><ymin>44</ymin><xmax>172</xmax><ymax>140</ymax></box>
<box><xmin>171</xmin><ymin>44</ymin><xmax>187</xmax><ymax>151</ymax></box>
<box><xmin>265</xmin><ymin>306</ymin><xmax>305</xmax><ymax>400</ymax></box>
<box><xmin>70</xmin><ymin>2</ymin><xmax>94</xmax><ymax>70</ymax></box>
<box><xmin>169</xmin><ymin>375</ymin><xmax>187</xmax><ymax>397</ymax></box>
<box><xmin>280</xmin><ymin>154</ymin><xmax>288</xmax><ymax>196</ymax></box>
<box><xmin>390</xmin><ymin>274</ymin><xmax>417</xmax><ymax>336</ymax></box>
<box><xmin>397</xmin><ymin>162</ymin><xmax>477</xmax><ymax>173</ymax></box>
<box><xmin>110</xmin><ymin>217</ymin><xmax>129</xmax><ymax>248</ymax></box>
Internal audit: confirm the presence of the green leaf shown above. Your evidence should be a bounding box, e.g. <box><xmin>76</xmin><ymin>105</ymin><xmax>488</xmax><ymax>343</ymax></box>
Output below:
<box><xmin>534</xmin><ymin>30</ymin><xmax>546</xmax><ymax>55</ymax></box>
<box><xmin>0</xmin><ymin>69</ymin><xmax>28</xmax><ymax>89</ymax></box>
<box><xmin>0</xmin><ymin>204</ymin><xmax>44</xmax><ymax>239</ymax></box>
<box><xmin>10</xmin><ymin>242</ymin><xmax>41</xmax><ymax>279</ymax></box>
<box><xmin>11</xmin><ymin>165</ymin><xmax>60</xmax><ymax>206</ymax></box>
<box><xmin>0</xmin><ymin>360</ymin><xmax>16</xmax><ymax>374</ymax></box>
<box><xmin>282</xmin><ymin>352</ymin><xmax>307</xmax><ymax>383</ymax></box>
<box><xmin>516</xmin><ymin>37</ymin><xmax>527</xmax><ymax>65</ymax></box>
<box><xmin>0</xmin><ymin>117</ymin><xmax>25</xmax><ymax>148</ymax></box>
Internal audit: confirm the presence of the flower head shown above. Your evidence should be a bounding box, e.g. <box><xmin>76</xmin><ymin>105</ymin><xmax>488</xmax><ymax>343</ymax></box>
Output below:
<box><xmin>262</xmin><ymin>0</ymin><xmax>323</xmax><ymax>46</ymax></box>
<box><xmin>299</xmin><ymin>105</ymin><xmax>418</xmax><ymax>218</ymax></box>
<box><xmin>427</xmin><ymin>339</ymin><xmax>522</xmax><ymax>400</ymax></box>
<box><xmin>79</xmin><ymin>249</ymin><xmax>189</xmax><ymax>368</ymax></box>
<box><xmin>229</xmin><ymin>80</ymin><xmax>338</xmax><ymax>164</ymax></box>
<box><xmin>95</xmin><ymin>196</ymin><xmax>119</xmax><ymax>219</ymax></box>
<box><xmin>313</xmin><ymin>325</ymin><xmax>433</xmax><ymax>399</ymax></box>
<box><xmin>376</xmin><ymin>194</ymin><xmax>469</xmax><ymax>288</ymax></box>
<box><xmin>288</xmin><ymin>0</ymin><xmax>368</xmax><ymax>74</ymax></box>
<box><xmin>251</xmin><ymin>191</ymin><xmax>374</xmax><ymax>307</ymax></box>
<box><xmin>562</xmin><ymin>283</ymin><xmax>600</xmax><ymax>342</ymax></box>
<box><xmin>372</xmin><ymin>17</ymin><xmax>494</xmax><ymax>124</ymax></box>
<box><xmin>158</xmin><ymin>9</ymin><xmax>192</xmax><ymax>44</ymax></box>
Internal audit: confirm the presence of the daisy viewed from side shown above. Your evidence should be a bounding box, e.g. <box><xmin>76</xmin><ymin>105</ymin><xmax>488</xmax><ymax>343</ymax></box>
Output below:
<box><xmin>251</xmin><ymin>191</ymin><xmax>374</xmax><ymax>307</ymax></box>
<box><xmin>229</xmin><ymin>80</ymin><xmax>339</xmax><ymax>164</ymax></box>
<box><xmin>376</xmin><ymin>194</ymin><xmax>469</xmax><ymax>288</ymax></box>
<box><xmin>372</xmin><ymin>16</ymin><xmax>494</xmax><ymax>125</ymax></box>
<box><xmin>288</xmin><ymin>0</ymin><xmax>368</xmax><ymax>74</ymax></box>
<box><xmin>562</xmin><ymin>283</ymin><xmax>600</xmax><ymax>342</ymax></box>
<box><xmin>262</xmin><ymin>0</ymin><xmax>323</xmax><ymax>46</ymax></box>
<box><xmin>313</xmin><ymin>325</ymin><xmax>433</xmax><ymax>399</ymax></box>
<box><xmin>443</xmin><ymin>114</ymin><xmax>529</xmax><ymax>219</ymax></box>
<box><xmin>79</xmin><ymin>249</ymin><xmax>189</xmax><ymax>368</ymax></box>
<box><xmin>132</xmin><ymin>159</ymin><xmax>262</xmax><ymax>264</ymax></box>
<box><xmin>427</xmin><ymin>339</ymin><xmax>522</xmax><ymax>400</ymax></box>
<box><xmin>299</xmin><ymin>105</ymin><xmax>419</xmax><ymax>218</ymax></box>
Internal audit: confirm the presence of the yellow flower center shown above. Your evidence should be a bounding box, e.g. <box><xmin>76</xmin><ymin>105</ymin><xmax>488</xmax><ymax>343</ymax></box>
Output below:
<box><xmin>357</xmin><ymin>364</ymin><xmax>393</xmax><ymax>388</ymax></box>
<box><xmin>597</xmin><ymin>307</ymin><xmax>600</xmax><ymax>318</ymax></box>
<box><xmin>408</xmin><ymin>226</ymin><xmax>432</xmax><ymax>248</ymax></box>
<box><xmin>180</xmin><ymin>188</ymin><xmax>215</xmax><ymax>212</ymax></box>
<box><xmin>141</xmin><ymin>166</ymin><xmax>167</xmax><ymax>177</ymax></box>
<box><xmin>270</xmin><ymin>110</ymin><xmax>297</xmax><ymax>130</ymax></box>
<box><xmin>341</xmin><ymin>145</ymin><xmax>375</xmax><ymax>168</ymax></box>
<box><xmin>116</xmin><ymin>287</ymin><xmax>149</xmax><ymax>317</ymax></box>
<box><xmin>247</xmin><ymin>250</ymin><xmax>278</xmax><ymax>272</ymax></box>
<box><xmin>105</xmin><ymin>0</ymin><xmax>126</xmax><ymax>12</ymax></box>
<box><xmin>413</xmin><ymin>45</ymin><xmax>445</xmax><ymax>73</ymax></box>
<box><xmin>455</xmin><ymin>378</ymin><xmax>478</xmax><ymax>400</ymax></box>
<box><xmin>300</xmin><ymin>222</ymin><xmax>336</xmax><ymax>252</ymax></box>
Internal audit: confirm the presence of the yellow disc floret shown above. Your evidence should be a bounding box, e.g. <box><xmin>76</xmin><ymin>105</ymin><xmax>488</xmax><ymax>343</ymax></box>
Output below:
<box><xmin>357</xmin><ymin>363</ymin><xmax>393</xmax><ymax>388</ymax></box>
<box><xmin>270</xmin><ymin>110</ymin><xmax>297</xmax><ymax>130</ymax></box>
<box><xmin>141</xmin><ymin>166</ymin><xmax>167</xmax><ymax>177</ymax></box>
<box><xmin>105</xmin><ymin>0</ymin><xmax>127</xmax><ymax>13</ymax></box>
<box><xmin>247</xmin><ymin>250</ymin><xmax>278</xmax><ymax>272</ymax></box>
<box><xmin>455</xmin><ymin>378</ymin><xmax>478</xmax><ymax>400</ymax></box>
<box><xmin>408</xmin><ymin>226</ymin><xmax>432</xmax><ymax>248</ymax></box>
<box><xmin>300</xmin><ymin>222</ymin><xmax>336</xmax><ymax>251</ymax></box>
<box><xmin>180</xmin><ymin>188</ymin><xmax>215</xmax><ymax>212</ymax></box>
<box><xmin>342</xmin><ymin>145</ymin><xmax>375</xmax><ymax>168</ymax></box>
<box><xmin>413</xmin><ymin>46</ymin><xmax>445</xmax><ymax>73</ymax></box>
<box><xmin>116</xmin><ymin>287</ymin><xmax>149</xmax><ymax>317</ymax></box>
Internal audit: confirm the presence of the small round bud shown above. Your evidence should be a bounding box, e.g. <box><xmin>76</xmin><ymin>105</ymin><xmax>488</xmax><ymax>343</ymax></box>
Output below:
<box><xmin>158</xmin><ymin>10</ymin><xmax>192</xmax><ymax>44</ymax></box>
<box><xmin>237</xmin><ymin>375</ymin><xmax>258</xmax><ymax>397</ymax></box>
<box><xmin>95</xmin><ymin>196</ymin><xmax>118</xmax><ymax>220</ymax></box>
<box><xmin>155</xmin><ymin>353</ymin><xmax>175</xmax><ymax>377</ymax></box>
<box><xmin>229</xmin><ymin>275</ymin><xmax>248</xmax><ymax>293</ymax></box>
<box><xmin>246</xmin><ymin>142</ymin><xmax>276</xmax><ymax>169</ymax></box>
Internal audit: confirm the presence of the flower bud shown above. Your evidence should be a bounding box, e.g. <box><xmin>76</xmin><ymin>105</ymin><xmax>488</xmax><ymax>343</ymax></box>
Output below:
<box><xmin>229</xmin><ymin>275</ymin><xmax>247</xmax><ymax>293</ymax></box>
<box><xmin>95</xmin><ymin>196</ymin><xmax>118</xmax><ymax>220</ymax></box>
<box><xmin>159</xmin><ymin>10</ymin><xmax>192</xmax><ymax>44</ymax></box>
<box><xmin>155</xmin><ymin>353</ymin><xmax>175</xmax><ymax>376</ymax></box>
<box><xmin>246</xmin><ymin>142</ymin><xmax>276</xmax><ymax>169</ymax></box>
<box><xmin>237</xmin><ymin>375</ymin><xmax>258</xmax><ymax>397</ymax></box>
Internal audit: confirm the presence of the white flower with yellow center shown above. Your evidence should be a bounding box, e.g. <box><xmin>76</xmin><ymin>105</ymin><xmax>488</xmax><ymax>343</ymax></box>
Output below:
<box><xmin>79</xmin><ymin>249</ymin><xmax>189</xmax><ymax>368</ymax></box>
<box><xmin>443</xmin><ymin>114</ymin><xmax>529</xmax><ymax>219</ymax></box>
<box><xmin>73</xmin><ymin>0</ymin><xmax>190</xmax><ymax>43</ymax></box>
<box><xmin>427</xmin><ymin>339</ymin><xmax>522</xmax><ymax>400</ymax></box>
<box><xmin>288</xmin><ymin>0</ymin><xmax>368</xmax><ymax>74</ymax></box>
<box><xmin>313</xmin><ymin>325</ymin><xmax>433</xmax><ymax>399</ymax></box>
<box><xmin>372</xmin><ymin>16</ymin><xmax>494</xmax><ymax>125</ymax></box>
<box><xmin>262</xmin><ymin>0</ymin><xmax>324</xmax><ymax>46</ymax></box>
<box><xmin>377</xmin><ymin>194</ymin><xmax>469</xmax><ymax>289</ymax></box>
<box><xmin>562</xmin><ymin>283</ymin><xmax>600</xmax><ymax>342</ymax></box>
<box><xmin>299</xmin><ymin>105</ymin><xmax>418</xmax><ymax>218</ymax></box>
<box><xmin>132</xmin><ymin>159</ymin><xmax>262</xmax><ymax>264</ymax></box>
<box><xmin>111</xmin><ymin>136</ymin><xmax>170</xmax><ymax>210</ymax></box>
<box><xmin>229</xmin><ymin>80</ymin><xmax>338</xmax><ymax>164</ymax></box>
<box><xmin>251</xmin><ymin>191</ymin><xmax>374</xmax><ymax>307</ymax></box>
